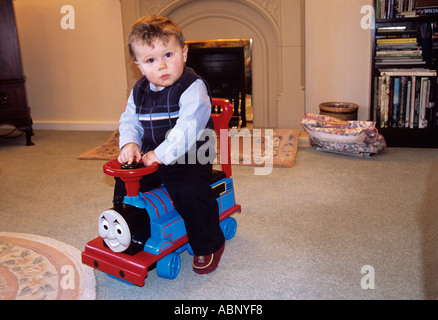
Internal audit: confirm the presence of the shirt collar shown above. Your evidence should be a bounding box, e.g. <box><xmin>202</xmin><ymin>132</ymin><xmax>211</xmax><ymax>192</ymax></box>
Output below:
<box><xmin>149</xmin><ymin>82</ymin><xmax>165</xmax><ymax>92</ymax></box>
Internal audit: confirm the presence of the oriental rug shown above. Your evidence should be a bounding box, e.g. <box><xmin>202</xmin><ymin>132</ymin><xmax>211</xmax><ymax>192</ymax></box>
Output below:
<box><xmin>0</xmin><ymin>232</ymin><xmax>96</xmax><ymax>300</ymax></box>
<box><xmin>77</xmin><ymin>128</ymin><xmax>300</xmax><ymax>167</ymax></box>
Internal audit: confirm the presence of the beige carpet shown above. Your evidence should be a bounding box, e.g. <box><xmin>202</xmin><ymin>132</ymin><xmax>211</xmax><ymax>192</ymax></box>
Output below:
<box><xmin>3</xmin><ymin>130</ymin><xmax>438</xmax><ymax>300</ymax></box>
<box><xmin>77</xmin><ymin>128</ymin><xmax>300</xmax><ymax>167</ymax></box>
<box><xmin>0</xmin><ymin>232</ymin><xmax>96</xmax><ymax>300</ymax></box>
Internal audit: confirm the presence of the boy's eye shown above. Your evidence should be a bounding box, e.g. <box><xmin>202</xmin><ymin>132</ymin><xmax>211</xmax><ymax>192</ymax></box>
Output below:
<box><xmin>146</xmin><ymin>58</ymin><xmax>154</xmax><ymax>63</ymax></box>
<box><xmin>165</xmin><ymin>52</ymin><xmax>172</xmax><ymax>58</ymax></box>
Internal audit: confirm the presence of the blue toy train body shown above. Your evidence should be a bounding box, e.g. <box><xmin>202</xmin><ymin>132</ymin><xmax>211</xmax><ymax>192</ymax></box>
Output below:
<box><xmin>106</xmin><ymin>172</ymin><xmax>238</xmax><ymax>257</ymax></box>
<box><xmin>138</xmin><ymin>174</ymin><xmax>237</xmax><ymax>255</ymax></box>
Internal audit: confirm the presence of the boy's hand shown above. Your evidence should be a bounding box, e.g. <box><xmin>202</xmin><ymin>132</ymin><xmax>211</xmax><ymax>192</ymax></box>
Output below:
<box><xmin>118</xmin><ymin>143</ymin><xmax>142</xmax><ymax>164</ymax></box>
<box><xmin>142</xmin><ymin>151</ymin><xmax>163</xmax><ymax>167</ymax></box>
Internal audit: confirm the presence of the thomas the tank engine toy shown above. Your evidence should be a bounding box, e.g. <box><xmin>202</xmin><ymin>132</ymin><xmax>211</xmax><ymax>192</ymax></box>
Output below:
<box><xmin>81</xmin><ymin>98</ymin><xmax>241</xmax><ymax>286</ymax></box>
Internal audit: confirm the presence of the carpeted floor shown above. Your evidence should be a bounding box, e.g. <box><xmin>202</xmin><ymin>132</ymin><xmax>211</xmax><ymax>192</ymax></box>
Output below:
<box><xmin>1</xmin><ymin>130</ymin><xmax>437</xmax><ymax>300</ymax></box>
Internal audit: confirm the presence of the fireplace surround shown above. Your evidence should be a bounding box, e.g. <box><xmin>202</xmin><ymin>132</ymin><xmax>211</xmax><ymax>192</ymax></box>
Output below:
<box><xmin>186</xmin><ymin>39</ymin><xmax>252</xmax><ymax>127</ymax></box>
<box><xmin>120</xmin><ymin>0</ymin><xmax>305</xmax><ymax>128</ymax></box>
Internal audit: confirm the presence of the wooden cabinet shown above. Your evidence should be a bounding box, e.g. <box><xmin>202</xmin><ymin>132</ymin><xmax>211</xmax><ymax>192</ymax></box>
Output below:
<box><xmin>0</xmin><ymin>0</ymin><xmax>33</xmax><ymax>145</ymax></box>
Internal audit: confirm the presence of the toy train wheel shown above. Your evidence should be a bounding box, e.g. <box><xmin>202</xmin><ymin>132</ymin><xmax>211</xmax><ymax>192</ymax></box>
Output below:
<box><xmin>156</xmin><ymin>252</ymin><xmax>181</xmax><ymax>279</ymax></box>
<box><xmin>220</xmin><ymin>217</ymin><xmax>237</xmax><ymax>240</ymax></box>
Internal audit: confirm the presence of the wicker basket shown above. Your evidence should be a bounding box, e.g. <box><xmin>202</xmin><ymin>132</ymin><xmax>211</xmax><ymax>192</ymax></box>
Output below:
<box><xmin>319</xmin><ymin>102</ymin><xmax>359</xmax><ymax>121</ymax></box>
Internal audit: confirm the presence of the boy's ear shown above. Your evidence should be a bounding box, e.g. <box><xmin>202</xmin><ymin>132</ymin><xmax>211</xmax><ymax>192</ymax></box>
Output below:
<box><xmin>183</xmin><ymin>45</ymin><xmax>188</xmax><ymax>63</ymax></box>
<box><xmin>134</xmin><ymin>61</ymin><xmax>145</xmax><ymax>75</ymax></box>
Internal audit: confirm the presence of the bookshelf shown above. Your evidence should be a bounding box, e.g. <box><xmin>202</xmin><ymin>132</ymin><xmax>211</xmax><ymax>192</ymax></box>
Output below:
<box><xmin>371</xmin><ymin>0</ymin><xmax>438</xmax><ymax>147</ymax></box>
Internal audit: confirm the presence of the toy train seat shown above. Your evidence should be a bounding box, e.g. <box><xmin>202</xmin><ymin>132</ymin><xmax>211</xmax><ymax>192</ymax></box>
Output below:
<box><xmin>81</xmin><ymin>98</ymin><xmax>241</xmax><ymax>286</ymax></box>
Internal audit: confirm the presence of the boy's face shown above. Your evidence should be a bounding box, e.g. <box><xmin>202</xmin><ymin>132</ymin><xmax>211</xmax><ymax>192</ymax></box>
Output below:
<box><xmin>132</xmin><ymin>35</ymin><xmax>188</xmax><ymax>90</ymax></box>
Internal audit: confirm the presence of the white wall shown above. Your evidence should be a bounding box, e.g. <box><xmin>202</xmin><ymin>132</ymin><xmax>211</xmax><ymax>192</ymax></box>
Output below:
<box><xmin>305</xmin><ymin>0</ymin><xmax>373</xmax><ymax>121</ymax></box>
<box><xmin>13</xmin><ymin>0</ymin><xmax>128</xmax><ymax>130</ymax></box>
<box><xmin>11</xmin><ymin>0</ymin><xmax>374</xmax><ymax>130</ymax></box>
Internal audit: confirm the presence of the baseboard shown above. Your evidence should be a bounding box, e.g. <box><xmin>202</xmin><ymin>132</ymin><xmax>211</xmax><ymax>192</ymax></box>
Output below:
<box><xmin>32</xmin><ymin>121</ymin><xmax>119</xmax><ymax>131</ymax></box>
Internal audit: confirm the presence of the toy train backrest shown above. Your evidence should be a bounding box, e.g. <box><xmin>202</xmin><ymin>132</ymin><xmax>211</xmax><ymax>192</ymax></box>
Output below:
<box><xmin>211</xmin><ymin>98</ymin><xmax>233</xmax><ymax>178</ymax></box>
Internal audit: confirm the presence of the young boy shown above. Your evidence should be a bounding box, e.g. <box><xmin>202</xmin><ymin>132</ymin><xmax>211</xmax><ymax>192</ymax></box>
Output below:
<box><xmin>115</xmin><ymin>15</ymin><xmax>225</xmax><ymax>274</ymax></box>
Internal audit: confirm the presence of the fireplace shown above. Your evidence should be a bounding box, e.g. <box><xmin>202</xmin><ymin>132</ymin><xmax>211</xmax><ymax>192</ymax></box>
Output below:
<box><xmin>186</xmin><ymin>39</ymin><xmax>252</xmax><ymax>127</ymax></box>
<box><xmin>121</xmin><ymin>0</ymin><xmax>305</xmax><ymax>128</ymax></box>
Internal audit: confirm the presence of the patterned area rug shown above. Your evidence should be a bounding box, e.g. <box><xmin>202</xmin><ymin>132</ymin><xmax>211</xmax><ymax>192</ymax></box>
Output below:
<box><xmin>0</xmin><ymin>232</ymin><xmax>96</xmax><ymax>300</ymax></box>
<box><xmin>77</xmin><ymin>128</ymin><xmax>300</xmax><ymax>167</ymax></box>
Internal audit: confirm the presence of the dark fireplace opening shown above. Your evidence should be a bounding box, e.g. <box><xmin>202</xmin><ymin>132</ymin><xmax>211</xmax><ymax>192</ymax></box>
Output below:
<box><xmin>186</xmin><ymin>39</ymin><xmax>252</xmax><ymax>128</ymax></box>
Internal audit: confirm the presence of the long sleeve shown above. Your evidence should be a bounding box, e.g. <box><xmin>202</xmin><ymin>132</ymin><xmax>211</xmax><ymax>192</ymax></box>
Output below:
<box><xmin>118</xmin><ymin>90</ymin><xmax>144</xmax><ymax>150</ymax></box>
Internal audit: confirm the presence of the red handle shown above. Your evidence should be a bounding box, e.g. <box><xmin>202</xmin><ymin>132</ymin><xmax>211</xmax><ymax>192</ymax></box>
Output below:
<box><xmin>103</xmin><ymin>159</ymin><xmax>158</xmax><ymax>178</ymax></box>
<box><xmin>103</xmin><ymin>159</ymin><xmax>159</xmax><ymax>197</ymax></box>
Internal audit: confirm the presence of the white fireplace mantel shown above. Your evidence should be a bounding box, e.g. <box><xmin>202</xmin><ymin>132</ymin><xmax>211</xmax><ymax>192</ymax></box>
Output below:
<box><xmin>120</xmin><ymin>0</ymin><xmax>305</xmax><ymax>128</ymax></box>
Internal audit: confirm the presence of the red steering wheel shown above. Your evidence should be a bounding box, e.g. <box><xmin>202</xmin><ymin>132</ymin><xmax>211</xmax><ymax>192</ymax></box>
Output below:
<box><xmin>103</xmin><ymin>159</ymin><xmax>158</xmax><ymax>178</ymax></box>
<box><xmin>103</xmin><ymin>159</ymin><xmax>159</xmax><ymax>197</ymax></box>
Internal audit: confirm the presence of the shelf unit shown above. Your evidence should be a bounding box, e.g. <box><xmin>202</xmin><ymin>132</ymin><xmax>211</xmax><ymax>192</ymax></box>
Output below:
<box><xmin>371</xmin><ymin>0</ymin><xmax>438</xmax><ymax>147</ymax></box>
<box><xmin>0</xmin><ymin>0</ymin><xmax>33</xmax><ymax>145</ymax></box>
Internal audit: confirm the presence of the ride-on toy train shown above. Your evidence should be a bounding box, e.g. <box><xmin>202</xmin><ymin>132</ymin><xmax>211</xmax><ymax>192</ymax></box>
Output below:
<box><xmin>81</xmin><ymin>98</ymin><xmax>241</xmax><ymax>286</ymax></box>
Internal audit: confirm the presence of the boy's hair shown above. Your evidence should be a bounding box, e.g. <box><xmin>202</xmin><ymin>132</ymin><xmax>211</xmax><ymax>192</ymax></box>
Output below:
<box><xmin>128</xmin><ymin>15</ymin><xmax>185</xmax><ymax>61</ymax></box>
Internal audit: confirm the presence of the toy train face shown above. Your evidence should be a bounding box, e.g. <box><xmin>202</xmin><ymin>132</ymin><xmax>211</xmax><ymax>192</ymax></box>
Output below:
<box><xmin>99</xmin><ymin>209</ymin><xmax>131</xmax><ymax>252</ymax></box>
<box><xmin>98</xmin><ymin>205</ymin><xmax>151</xmax><ymax>255</ymax></box>
<box><xmin>97</xmin><ymin>170</ymin><xmax>236</xmax><ymax>256</ymax></box>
